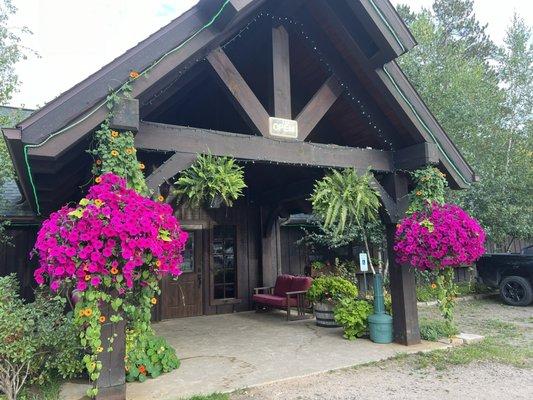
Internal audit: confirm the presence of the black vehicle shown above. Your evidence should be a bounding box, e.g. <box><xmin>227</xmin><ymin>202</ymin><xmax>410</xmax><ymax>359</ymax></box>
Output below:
<box><xmin>477</xmin><ymin>245</ymin><xmax>533</xmax><ymax>306</ymax></box>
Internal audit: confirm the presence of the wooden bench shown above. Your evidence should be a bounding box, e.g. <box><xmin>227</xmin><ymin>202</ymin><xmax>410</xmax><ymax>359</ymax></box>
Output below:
<box><xmin>253</xmin><ymin>274</ymin><xmax>313</xmax><ymax>321</ymax></box>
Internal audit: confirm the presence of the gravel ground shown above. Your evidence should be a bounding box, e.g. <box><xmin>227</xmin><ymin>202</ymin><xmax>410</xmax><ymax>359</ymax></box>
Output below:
<box><xmin>232</xmin><ymin>296</ymin><xmax>533</xmax><ymax>400</ymax></box>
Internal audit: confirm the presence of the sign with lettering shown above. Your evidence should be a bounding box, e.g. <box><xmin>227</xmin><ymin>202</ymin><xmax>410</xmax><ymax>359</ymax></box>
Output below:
<box><xmin>269</xmin><ymin>117</ymin><xmax>298</xmax><ymax>139</ymax></box>
<box><xmin>359</xmin><ymin>252</ymin><xmax>368</xmax><ymax>272</ymax></box>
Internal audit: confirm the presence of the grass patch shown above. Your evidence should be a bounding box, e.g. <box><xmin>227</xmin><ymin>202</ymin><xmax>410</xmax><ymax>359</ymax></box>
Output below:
<box><xmin>412</xmin><ymin>336</ymin><xmax>533</xmax><ymax>370</ymax></box>
<box><xmin>181</xmin><ymin>394</ymin><xmax>229</xmax><ymax>400</ymax></box>
<box><xmin>410</xmin><ymin>318</ymin><xmax>532</xmax><ymax>371</ymax></box>
<box><xmin>419</xmin><ymin>318</ymin><xmax>459</xmax><ymax>341</ymax></box>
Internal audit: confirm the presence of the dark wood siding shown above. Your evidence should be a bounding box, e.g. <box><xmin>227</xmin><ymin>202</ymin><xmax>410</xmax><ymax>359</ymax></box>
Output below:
<box><xmin>172</xmin><ymin>201</ymin><xmax>261</xmax><ymax>316</ymax></box>
<box><xmin>280</xmin><ymin>227</ymin><xmax>309</xmax><ymax>276</ymax></box>
<box><xmin>0</xmin><ymin>226</ymin><xmax>39</xmax><ymax>300</ymax></box>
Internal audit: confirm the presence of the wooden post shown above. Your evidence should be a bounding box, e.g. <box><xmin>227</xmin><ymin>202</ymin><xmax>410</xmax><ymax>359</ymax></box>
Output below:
<box><xmin>381</xmin><ymin>173</ymin><xmax>421</xmax><ymax>346</ymax></box>
<box><xmin>96</xmin><ymin>303</ymin><xmax>126</xmax><ymax>400</ymax></box>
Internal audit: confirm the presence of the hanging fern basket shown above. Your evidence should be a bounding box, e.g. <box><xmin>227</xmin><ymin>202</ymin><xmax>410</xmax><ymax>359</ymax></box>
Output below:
<box><xmin>207</xmin><ymin>194</ymin><xmax>224</xmax><ymax>209</ymax></box>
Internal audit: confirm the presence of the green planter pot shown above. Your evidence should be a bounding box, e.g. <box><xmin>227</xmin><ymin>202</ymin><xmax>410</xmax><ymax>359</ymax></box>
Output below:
<box><xmin>368</xmin><ymin>273</ymin><xmax>393</xmax><ymax>344</ymax></box>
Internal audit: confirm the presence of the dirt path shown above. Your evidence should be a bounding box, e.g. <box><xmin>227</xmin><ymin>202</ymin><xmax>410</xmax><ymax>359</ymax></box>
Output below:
<box><xmin>232</xmin><ymin>297</ymin><xmax>533</xmax><ymax>400</ymax></box>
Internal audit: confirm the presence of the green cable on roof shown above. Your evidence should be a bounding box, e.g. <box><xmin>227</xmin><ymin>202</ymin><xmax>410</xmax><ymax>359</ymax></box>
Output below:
<box><xmin>368</xmin><ymin>0</ymin><xmax>470</xmax><ymax>186</ymax></box>
<box><xmin>22</xmin><ymin>0</ymin><xmax>232</xmax><ymax>215</ymax></box>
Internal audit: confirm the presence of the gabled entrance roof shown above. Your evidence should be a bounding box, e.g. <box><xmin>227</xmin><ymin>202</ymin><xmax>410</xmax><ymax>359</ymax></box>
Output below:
<box><xmin>3</xmin><ymin>0</ymin><xmax>476</xmax><ymax>216</ymax></box>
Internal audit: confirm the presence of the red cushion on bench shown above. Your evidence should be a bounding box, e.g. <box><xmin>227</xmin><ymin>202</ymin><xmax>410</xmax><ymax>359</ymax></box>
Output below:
<box><xmin>253</xmin><ymin>294</ymin><xmax>297</xmax><ymax>307</ymax></box>
<box><xmin>273</xmin><ymin>274</ymin><xmax>293</xmax><ymax>297</ymax></box>
<box><xmin>290</xmin><ymin>276</ymin><xmax>313</xmax><ymax>292</ymax></box>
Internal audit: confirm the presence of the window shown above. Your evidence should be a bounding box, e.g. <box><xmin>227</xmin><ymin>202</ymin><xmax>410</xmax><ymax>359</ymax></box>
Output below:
<box><xmin>213</xmin><ymin>225</ymin><xmax>236</xmax><ymax>299</ymax></box>
<box><xmin>180</xmin><ymin>231</ymin><xmax>195</xmax><ymax>273</ymax></box>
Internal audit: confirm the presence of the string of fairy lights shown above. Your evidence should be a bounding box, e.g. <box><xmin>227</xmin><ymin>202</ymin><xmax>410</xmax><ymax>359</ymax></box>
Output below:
<box><xmin>142</xmin><ymin>11</ymin><xmax>395</xmax><ymax>152</ymax></box>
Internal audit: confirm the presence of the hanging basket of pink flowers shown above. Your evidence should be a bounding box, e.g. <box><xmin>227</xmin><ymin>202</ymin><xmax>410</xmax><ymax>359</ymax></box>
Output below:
<box><xmin>394</xmin><ymin>203</ymin><xmax>485</xmax><ymax>271</ymax></box>
<box><xmin>33</xmin><ymin>173</ymin><xmax>188</xmax><ymax>293</ymax></box>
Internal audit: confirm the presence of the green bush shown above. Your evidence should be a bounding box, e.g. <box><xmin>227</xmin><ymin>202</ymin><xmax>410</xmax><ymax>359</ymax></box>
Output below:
<box><xmin>333</xmin><ymin>298</ymin><xmax>374</xmax><ymax>340</ymax></box>
<box><xmin>126</xmin><ymin>332</ymin><xmax>180</xmax><ymax>382</ymax></box>
<box><xmin>174</xmin><ymin>154</ymin><xmax>246</xmax><ymax>207</ymax></box>
<box><xmin>419</xmin><ymin>318</ymin><xmax>459</xmax><ymax>341</ymax></box>
<box><xmin>0</xmin><ymin>275</ymin><xmax>83</xmax><ymax>400</ymax></box>
<box><xmin>306</xmin><ymin>276</ymin><xmax>358</xmax><ymax>304</ymax></box>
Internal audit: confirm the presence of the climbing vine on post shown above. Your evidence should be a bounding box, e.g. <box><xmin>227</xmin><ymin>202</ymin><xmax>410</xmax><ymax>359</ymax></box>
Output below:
<box><xmin>395</xmin><ymin>167</ymin><xmax>485</xmax><ymax>332</ymax></box>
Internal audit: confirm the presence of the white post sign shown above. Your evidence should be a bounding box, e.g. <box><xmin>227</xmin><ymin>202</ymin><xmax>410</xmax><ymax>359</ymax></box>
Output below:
<box><xmin>359</xmin><ymin>252</ymin><xmax>368</xmax><ymax>272</ymax></box>
<box><xmin>269</xmin><ymin>117</ymin><xmax>298</xmax><ymax>139</ymax></box>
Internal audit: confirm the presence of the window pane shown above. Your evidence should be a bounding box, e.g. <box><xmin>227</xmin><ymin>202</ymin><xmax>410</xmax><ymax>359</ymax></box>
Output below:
<box><xmin>180</xmin><ymin>232</ymin><xmax>194</xmax><ymax>273</ymax></box>
<box><xmin>213</xmin><ymin>225</ymin><xmax>237</xmax><ymax>299</ymax></box>
<box><xmin>214</xmin><ymin>284</ymin><xmax>225</xmax><ymax>299</ymax></box>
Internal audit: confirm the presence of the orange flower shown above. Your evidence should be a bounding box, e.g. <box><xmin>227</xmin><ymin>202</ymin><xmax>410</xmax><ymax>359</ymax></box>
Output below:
<box><xmin>95</xmin><ymin>176</ymin><xmax>102</xmax><ymax>183</ymax></box>
<box><xmin>110</xmin><ymin>267</ymin><xmax>119</xmax><ymax>275</ymax></box>
<box><xmin>125</xmin><ymin>148</ymin><xmax>133</xmax><ymax>155</ymax></box>
<box><xmin>111</xmin><ymin>150</ymin><xmax>119</xmax><ymax>157</ymax></box>
<box><xmin>157</xmin><ymin>195</ymin><xmax>164</xmax><ymax>202</ymax></box>
<box><xmin>150</xmin><ymin>297</ymin><xmax>157</xmax><ymax>305</ymax></box>
<box><xmin>99</xmin><ymin>316</ymin><xmax>106</xmax><ymax>324</ymax></box>
<box><xmin>155</xmin><ymin>260</ymin><xmax>162</xmax><ymax>268</ymax></box>
<box><xmin>129</xmin><ymin>71</ymin><xmax>140</xmax><ymax>79</ymax></box>
<box><xmin>431</xmin><ymin>283</ymin><xmax>437</xmax><ymax>290</ymax></box>
<box><xmin>94</xmin><ymin>199</ymin><xmax>103</xmax><ymax>207</ymax></box>
<box><xmin>84</xmin><ymin>274</ymin><xmax>91</xmax><ymax>281</ymax></box>
<box><xmin>79</xmin><ymin>310</ymin><xmax>85</xmax><ymax>317</ymax></box>
<box><xmin>139</xmin><ymin>163</ymin><xmax>145</xmax><ymax>170</ymax></box>
<box><xmin>95</xmin><ymin>159</ymin><xmax>102</xmax><ymax>165</ymax></box>
<box><xmin>96</xmin><ymin>346</ymin><xmax>104</xmax><ymax>353</ymax></box>
<box><xmin>83</xmin><ymin>308</ymin><xmax>93</xmax><ymax>317</ymax></box>
<box><xmin>138</xmin><ymin>365</ymin><xmax>146</xmax><ymax>375</ymax></box>
<box><xmin>416</xmin><ymin>191</ymin><xmax>423</xmax><ymax>196</ymax></box>
<box><xmin>111</xmin><ymin>130</ymin><xmax>119</xmax><ymax>138</ymax></box>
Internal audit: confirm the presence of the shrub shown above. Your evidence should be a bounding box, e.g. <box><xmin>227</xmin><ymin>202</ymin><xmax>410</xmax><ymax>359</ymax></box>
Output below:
<box><xmin>0</xmin><ymin>275</ymin><xmax>83</xmax><ymax>400</ymax></box>
<box><xmin>174</xmin><ymin>154</ymin><xmax>246</xmax><ymax>208</ymax></box>
<box><xmin>333</xmin><ymin>298</ymin><xmax>374</xmax><ymax>340</ymax></box>
<box><xmin>419</xmin><ymin>319</ymin><xmax>459</xmax><ymax>341</ymax></box>
<box><xmin>306</xmin><ymin>276</ymin><xmax>358</xmax><ymax>304</ymax></box>
<box><xmin>125</xmin><ymin>332</ymin><xmax>179</xmax><ymax>382</ymax></box>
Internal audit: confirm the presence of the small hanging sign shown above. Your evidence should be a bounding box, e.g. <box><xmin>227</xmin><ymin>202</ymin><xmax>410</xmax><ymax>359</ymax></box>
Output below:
<box><xmin>359</xmin><ymin>252</ymin><xmax>368</xmax><ymax>272</ymax></box>
<box><xmin>269</xmin><ymin>117</ymin><xmax>298</xmax><ymax>139</ymax></box>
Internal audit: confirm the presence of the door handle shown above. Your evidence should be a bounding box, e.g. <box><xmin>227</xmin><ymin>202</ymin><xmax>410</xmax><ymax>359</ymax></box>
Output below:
<box><xmin>197</xmin><ymin>273</ymin><xmax>202</xmax><ymax>287</ymax></box>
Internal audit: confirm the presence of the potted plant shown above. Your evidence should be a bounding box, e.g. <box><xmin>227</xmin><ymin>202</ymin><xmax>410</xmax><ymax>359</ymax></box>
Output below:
<box><xmin>306</xmin><ymin>276</ymin><xmax>358</xmax><ymax>327</ymax></box>
<box><xmin>174</xmin><ymin>154</ymin><xmax>246</xmax><ymax>208</ymax></box>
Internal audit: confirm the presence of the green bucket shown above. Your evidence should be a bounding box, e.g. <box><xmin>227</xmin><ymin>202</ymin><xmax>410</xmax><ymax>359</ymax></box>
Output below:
<box><xmin>368</xmin><ymin>273</ymin><xmax>393</xmax><ymax>344</ymax></box>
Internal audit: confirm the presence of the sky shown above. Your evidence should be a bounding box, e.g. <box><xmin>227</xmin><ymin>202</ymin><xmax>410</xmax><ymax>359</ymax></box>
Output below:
<box><xmin>7</xmin><ymin>0</ymin><xmax>533</xmax><ymax>109</ymax></box>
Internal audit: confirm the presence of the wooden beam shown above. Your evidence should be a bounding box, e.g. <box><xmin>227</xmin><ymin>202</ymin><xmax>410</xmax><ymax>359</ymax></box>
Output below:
<box><xmin>135</xmin><ymin>122</ymin><xmax>394</xmax><ymax>172</ymax></box>
<box><xmin>296</xmin><ymin>76</ymin><xmax>343</xmax><ymax>141</ymax></box>
<box><xmin>145</xmin><ymin>153</ymin><xmax>196</xmax><ymax>191</ymax></box>
<box><xmin>207</xmin><ymin>47</ymin><xmax>270</xmax><ymax>136</ymax></box>
<box><xmin>301</xmin><ymin>4</ymin><xmax>400</xmax><ymax>147</ymax></box>
<box><xmin>272</xmin><ymin>25</ymin><xmax>291</xmax><ymax>119</ymax></box>
<box><xmin>394</xmin><ymin>142</ymin><xmax>439</xmax><ymax>170</ymax></box>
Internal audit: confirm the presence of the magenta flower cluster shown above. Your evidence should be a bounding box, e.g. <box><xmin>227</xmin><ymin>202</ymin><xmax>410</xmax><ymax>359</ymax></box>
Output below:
<box><xmin>394</xmin><ymin>204</ymin><xmax>485</xmax><ymax>271</ymax></box>
<box><xmin>33</xmin><ymin>173</ymin><xmax>188</xmax><ymax>292</ymax></box>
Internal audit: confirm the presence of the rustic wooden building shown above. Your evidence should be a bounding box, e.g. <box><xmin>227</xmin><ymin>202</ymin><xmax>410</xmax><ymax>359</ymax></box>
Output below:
<box><xmin>2</xmin><ymin>0</ymin><xmax>476</xmax><ymax>345</ymax></box>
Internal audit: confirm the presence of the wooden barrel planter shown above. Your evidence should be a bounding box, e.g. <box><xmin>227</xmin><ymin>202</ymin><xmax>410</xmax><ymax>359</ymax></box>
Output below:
<box><xmin>314</xmin><ymin>301</ymin><xmax>341</xmax><ymax>327</ymax></box>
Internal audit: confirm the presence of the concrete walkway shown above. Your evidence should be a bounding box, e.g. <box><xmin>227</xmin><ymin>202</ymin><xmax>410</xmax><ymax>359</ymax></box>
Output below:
<box><xmin>61</xmin><ymin>311</ymin><xmax>448</xmax><ymax>400</ymax></box>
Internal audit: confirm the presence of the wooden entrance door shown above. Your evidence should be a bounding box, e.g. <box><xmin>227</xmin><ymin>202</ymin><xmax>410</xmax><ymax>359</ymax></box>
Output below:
<box><xmin>161</xmin><ymin>228</ymin><xmax>203</xmax><ymax>319</ymax></box>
